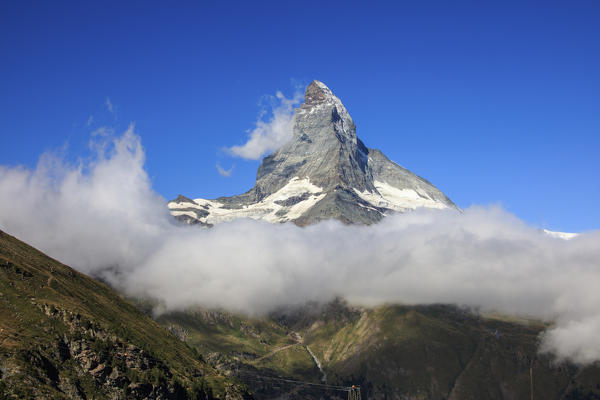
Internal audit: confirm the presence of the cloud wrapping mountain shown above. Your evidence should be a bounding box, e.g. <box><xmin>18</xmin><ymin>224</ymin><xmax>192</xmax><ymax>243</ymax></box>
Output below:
<box><xmin>0</xmin><ymin>126</ymin><xmax>599</xmax><ymax>364</ymax></box>
<box><xmin>226</xmin><ymin>90</ymin><xmax>303</xmax><ymax>160</ymax></box>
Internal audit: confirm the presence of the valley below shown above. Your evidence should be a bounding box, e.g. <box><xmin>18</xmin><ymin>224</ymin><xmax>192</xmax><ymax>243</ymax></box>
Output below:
<box><xmin>150</xmin><ymin>300</ymin><xmax>600</xmax><ymax>400</ymax></box>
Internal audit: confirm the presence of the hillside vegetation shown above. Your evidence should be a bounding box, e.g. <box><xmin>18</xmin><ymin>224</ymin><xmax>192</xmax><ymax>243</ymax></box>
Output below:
<box><xmin>0</xmin><ymin>230</ymin><xmax>251</xmax><ymax>399</ymax></box>
<box><xmin>159</xmin><ymin>301</ymin><xmax>600</xmax><ymax>399</ymax></box>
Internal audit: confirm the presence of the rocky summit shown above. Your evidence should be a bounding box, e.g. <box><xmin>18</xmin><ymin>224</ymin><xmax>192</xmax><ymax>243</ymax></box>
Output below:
<box><xmin>169</xmin><ymin>81</ymin><xmax>456</xmax><ymax>226</ymax></box>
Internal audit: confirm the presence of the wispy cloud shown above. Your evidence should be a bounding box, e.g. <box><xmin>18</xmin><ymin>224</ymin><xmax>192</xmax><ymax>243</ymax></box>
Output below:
<box><xmin>105</xmin><ymin>97</ymin><xmax>114</xmax><ymax>113</ymax></box>
<box><xmin>86</xmin><ymin>115</ymin><xmax>94</xmax><ymax>126</ymax></box>
<box><xmin>216</xmin><ymin>163</ymin><xmax>234</xmax><ymax>177</ymax></box>
<box><xmin>91</xmin><ymin>126</ymin><xmax>112</xmax><ymax>137</ymax></box>
<box><xmin>226</xmin><ymin>90</ymin><xmax>303</xmax><ymax>160</ymax></box>
<box><xmin>1</xmin><ymin>129</ymin><xmax>600</xmax><ymax>364</ymax></box>
<box><xmin>88</xmin><ymin>126</ymin><xmax>114</xmax><ymax>155</ymax></box>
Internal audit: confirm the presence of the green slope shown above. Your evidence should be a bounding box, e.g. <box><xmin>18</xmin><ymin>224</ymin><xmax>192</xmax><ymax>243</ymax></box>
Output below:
<box><xmin>154</xmin><ymin>308</ymin><xmax>322</xmax><ymax>381</ymax></box>
<box><xmin>157</xmin><ymin>301</ymin><xmax>600</xmax><ymax>400</ymax></box>
<box><xmin>0</xmin><ymin>230</ymin><xmax>251</xmax><ymax>399</ymax></box>
<box><xmin>301</xmin><ymin>303</ymin><xmax>600</xmax><ymax>399</ymax></box>
<box><xmin>151</xmin><ymin>307</ymin><xmax>329</xmax><ymax>399</ymax></box>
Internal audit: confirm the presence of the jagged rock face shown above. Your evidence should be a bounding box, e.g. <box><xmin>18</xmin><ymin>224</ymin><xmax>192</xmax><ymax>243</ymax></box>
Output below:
<box><xmin>255</xmin><ymin>80</ymin><xmax>372</xmax><ymax>196</ymax></box>
<box><xmin>169</xmin><ymin>80</ymin><xmax>457</xmax><ymax>225</ymax></box>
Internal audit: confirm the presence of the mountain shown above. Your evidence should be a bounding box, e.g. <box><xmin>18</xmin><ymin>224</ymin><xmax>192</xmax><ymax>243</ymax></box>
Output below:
<box><xmin>169</xmin><ymin>81</ymin><xmax>456</xmax><ymax>226</ymax></box>
<box><xmin>0</xmin><ymin>229</ymin><xmax>251</xmax><ymax>399</ymax></box>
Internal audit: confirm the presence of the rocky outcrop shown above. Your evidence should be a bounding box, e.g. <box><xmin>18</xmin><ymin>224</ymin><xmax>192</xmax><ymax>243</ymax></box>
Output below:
<box><xmin>2</xmin><ymin>302</ymin><xmax>192</xmax><ymax>399</ymax></box>
<box><xmin>169</xmin><ymin>81</ymin><xmax>456</xmax><ymax>226</ymax></box>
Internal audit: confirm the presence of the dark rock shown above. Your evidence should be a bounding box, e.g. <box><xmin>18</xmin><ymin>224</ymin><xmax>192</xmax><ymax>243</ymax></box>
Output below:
<box><xmin>174</xmin><ymin>194</ymin><xmax>198</xmax><ymax>205</ymax></box>
<box><xmin>274</xmin><ymin>192</ymin><xmax>312</xmax><ymax>207</ymax></box>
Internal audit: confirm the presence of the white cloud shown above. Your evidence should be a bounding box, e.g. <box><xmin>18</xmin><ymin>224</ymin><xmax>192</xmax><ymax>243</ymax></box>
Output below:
<box><xmin>86</xmin><ymin>115</ymin><xmax>94</xmax><ymax>126</ymax></box>
<box><xmin>91</xmin><ymin>126</ymin><xmax>112</xmax><ymax>137</ymax></box>
<box><xmin>216</xmin><ymin>163</ymin><xmax>234</xmax><ymax>177</ymax></box>
<box><xmin>1</xmin><ymin>128</ymin><xmax>600</xmax><ymax>365</ymax></box>
<box><xmin>227</xmin><ymin>90</ymin><xmax>303</xmax><ymax>160</ymax></box>
<box><xmin>105</xmin><ymin>97</ymin><xmax>114</xmax><ymax>113</ymax></box>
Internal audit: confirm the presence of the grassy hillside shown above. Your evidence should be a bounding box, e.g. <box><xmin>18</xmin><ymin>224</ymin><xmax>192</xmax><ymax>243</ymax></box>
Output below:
<box><xmin>154</xmin><ymin>308</ymin><xmax>324</xmax><ymax>399</ymax></box>
<box><xmin>300</xmin><ymin>303</ymin><xmax>600</xmax><ymax>399</ymax></box>
<box><xmin>158</xmin><ymin>300</ymin><xmax>600</xmax><ymax>400</ymax></box>
<box><xmin>0</xmin><ymin>229</ymin><xmax>251</xmax><ymax>399</ymax></box>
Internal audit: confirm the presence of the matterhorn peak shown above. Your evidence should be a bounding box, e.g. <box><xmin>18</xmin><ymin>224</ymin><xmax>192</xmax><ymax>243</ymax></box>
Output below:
<box><xmin>169</xmin><ymin>81</ymin><xmax>457</xmax><ymax>226</ymax></box>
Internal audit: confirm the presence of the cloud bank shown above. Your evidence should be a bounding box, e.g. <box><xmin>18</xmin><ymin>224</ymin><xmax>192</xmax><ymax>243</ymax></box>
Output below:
<box><xmin>227</xmin><ymin>90</ymin><xmax>303</xmax><ymax>160</ymax></box>
<box><xmin>1</xmin><ymin>128</ymin><xmax>599</xmax><ymax>364</ymax></box>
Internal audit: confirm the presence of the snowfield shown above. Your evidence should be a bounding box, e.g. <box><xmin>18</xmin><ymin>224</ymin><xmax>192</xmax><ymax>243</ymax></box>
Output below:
<box><xmin>169</xmin><ymin>177</ymin><xmax>326</xmax><ymax>224</ymax></box>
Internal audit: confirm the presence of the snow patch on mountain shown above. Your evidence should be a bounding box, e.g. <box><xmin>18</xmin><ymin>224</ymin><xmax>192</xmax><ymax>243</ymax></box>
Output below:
<box><xmin>169</xmin><ymin>177</ymin><xmax>325</xmax><ymax>224</ymax></box>
<box><xmin>355</xmin><ymin>180</ymin><xmax>449</xmax><ymax>213</ymax></box>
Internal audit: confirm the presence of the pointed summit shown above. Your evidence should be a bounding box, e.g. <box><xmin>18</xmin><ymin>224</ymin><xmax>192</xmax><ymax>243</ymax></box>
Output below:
<box><xmin>169</xmin><ymin>81</ymin><xmax>457</xmax><ymax>225</ymax></box>
<box><xmin>304</xmin><ymin>80</ymin><xmax>337</xmax><ymax>105</ymax></box>
<box><xmin>296</xmin><ymin>80</ymin><xmax>356</xmax><ymax>143</ymax></box>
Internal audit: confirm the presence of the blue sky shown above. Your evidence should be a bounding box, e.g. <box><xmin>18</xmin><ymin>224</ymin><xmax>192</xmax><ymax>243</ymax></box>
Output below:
<box><xmin>1</xmin><ymin>1</ymin><xmax>599</xmax><ymax>232</ymax></box>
